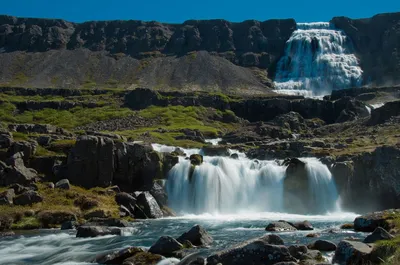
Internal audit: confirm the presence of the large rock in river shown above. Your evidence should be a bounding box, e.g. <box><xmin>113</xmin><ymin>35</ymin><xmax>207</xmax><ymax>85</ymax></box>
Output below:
<box><xmin>149</xmin><ymin>236</ymin><xmax>183</xmax><ymax>257</ymax></box>
<box><xmin>333</xmin><ymin>240</ymin><xmax>374</xmax><ymax>265</ymax></box>
<box><xmin>177</xmin><ymin>225</ymin><xmax>213</xmax><ymax>246</ymax></box>
<box><xmin>207</xmin><ymin>235</ymin><xmax>294</xmax><ymax>265</ymax></box>
<box><xmin>134</xmin><ymin>192</ymin><xmax>163</xmax><ymax>219</ymax></box>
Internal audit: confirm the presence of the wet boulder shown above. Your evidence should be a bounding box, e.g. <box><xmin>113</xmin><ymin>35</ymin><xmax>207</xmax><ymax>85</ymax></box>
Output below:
<box><xmin>115</xmin><ymin>192</ymin><xmax>136</xmax><ymax>215</ymax></box>
<box><xmin>363</xmin><ymin>227</ymin><xmax>394</xmax><ymax>243</ymax></box>
<box><xmin>201</xmin><ymin>146</ymin><xmax>230</xmax><ymax>156</ymax></box>
<box><xmin>189</xmin><ymin>154</ymin><xmax>203</xmax><ymax>166</ymax></box>
<box><xmin>354</xmin><ymin>209</ymin><xmax>400</xmax><ymax>232</ymax></box>
<box><xmin>266</xmin><ymin>221</ymin><xmax>297</xmax><ymax>232</ymax></box>
<box><xmin>94</xmin><ymin>247</ymin><xmax>143</xmax><ymax>264</ymax></box>
<box><xmin>162</xmin><ymin>152</ymin><xmax>179</xmax><ymax>175</ymax></box>
<box><xmin>291</xmin><ymin>220</ymin><xmax>314</xmax><ymax>230</ymax></box>
<box><xmin>207</xmin><ymin>235</ymin><xmax>294</xmax><ymax>265</ymax></box>
<box><xmin>149</xmin><ymin>236</ymin><xmax>184</xmax><ymax>257</ymax></box>
<box><xmin>0</xmin><ymin>189</ymin><xmax>15</xmax><ymax>205</ymax></box>
<box><xmin>76</xmin><ymin>226</ymin><xmax>123</xmax><ymax>238</ymax></box>
<box><xmin>177</xmin><ymin>225</ymin><xmax>213</xmax><ymax>246</ymax></box>
<box><xmin>134</xmin><ymin>192</ymin><xmax>163</xmax><ymax>219</ymax></box>
<box><xmin>283</xmin><ymin>158</ymin><xmax>309</xmax><ymax>214</ymax></box>
<box><xmin>288</xmin><ymin>245</ymin><xmax>308</xmax><ymax>260</ymax></box>
<box><xmin>13</xmin><ymin>190</ymin><xmax>43</xmax><ymax>206</ymax></box>
<box><xmin>55</xmin><ymin>179</ymin><xmax>70</xmax><ymax>190</ymax></box>
<box><xmin>333</xmin><ymin>240</ymin><xmax>374</xmax><ymax>265</ymax></box>
<box><xmin>150</xmin><ymin>182</ymin><xmax>168</xmax><ymax>207</ymax></box>
<box><xmin>308</xmin><ymin>240</ymin><xmax>337</xmax><ymax>251</ymax></box>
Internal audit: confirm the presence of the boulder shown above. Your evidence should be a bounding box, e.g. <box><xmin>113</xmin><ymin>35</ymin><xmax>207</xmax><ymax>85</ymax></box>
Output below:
<box><xmin>265</xmin><ymin>221</ymin><xmax>297</xmax><ymax>232</ymax></box>
<box><xmin>76</xmin><ymin>226</ymin><xmax>123</xmax><ymax>238</ymax></box>
<box><xmin>0</xmin><ymin>215</ymin><xmax>13</xmax><ymax>231</ymax></box>
<box><xmin>308</xmin><ymin>240</ymin><xmax>337</xmax><ymax>251</ymax></box>
<box><xmin>363</xmin><ymin>227</ymin><xmax>394</xmax><ymax>243</ymax></box>
<box><xmin>135</xmin><ymin>192</ymin><xmax>163</xmax><ymax>219</ymax></box>
<box><xmin>150</xmin><ymin>182</ymin><xmax>168</xmax><ymax>207</ymax></box>
<box><xmin>13</xmin><ymin>190</ymin><xmax>43</xmax><ymax>206</ymax></box>
<box><xmin>291</xmin><ymin>221</ymin><xmax>313</xmax><ymax>230</ymax></box>
<box><xmin>0</xmin><ymin>189</ymin><xmax>15</xmax><ymax>205</ymax></box>
<box><xmin>230</xmin><ymin>153</ymin><xmax>239</xmax><ymax>159</ymax></box>
<box><xmin>201</xmin><ymin>146</ymin><xmax>230</xmax><ymax>156</ymax></box>
<box><xmin>0</xmin><ymin>132</ymin><xmax>13</xmax><ymax>148</ymax></box>
<box><xmin>189</xmin><ymin>154</ymin><xmax>203</xmax><ymax>166</ymax></box>
<box><xmin>37</xmin><ymin>210</ymin><xmax>77</xmax><ymax>228</ymax></box>
<box><xmin>94</xmin><ymin>247</ymin><xmax>143</xmax><ymax>264</ymax></box>
<box><xmin>288</xmin><ymin>245</ymin><xmax>308</xmax><ymax>259</ymax></box>
<box><xmin>207</xmin><ymin>235</ymin><xmax>295</xmax><ymax>265</ymax></box>
<box><xmin>149</xmin><ymin>236</ymin><xmax>184</xmax><ymax>257</ymax></box>
<box><xmin>272</xmin><ymin>111</ymin><xmax>308</xmax><ymax>132</ymax></box>
<box><xmin>333</xmin><ymin>240</ymin><xmax>374</xmax><ymax>265</ymax></box>
<box><xmin>55</xmin><ymin>179</ymin><xmax>70</xmax><ymax>190</ymax></box>
<box><xmin>74</xmin><ymin>196</ymin><xmax>99</xmax><ymax>210</ymax></box>
<box><xmin>354</xmin><ymin>209</ymin><xmax>400</xmax><ymax>232</ymax></box>
<box><xmin>1</xmin><ymin>153</ymin><xmax>38</xmax><ymax>186</ymax></box>
<box><xmin>10</xmin><ymin>183</ymin><xmax>31</xmax><ymax>195</ymax></box>
<box><xmin>122</xmin><ymin>252</ymin><xmax>163</xmax><ymax>265</ymax></box>
<box><xmin>177</xmin><ymin>225</ymin><xmax>213</xmax><ymax>246</ymax></box>
<box><xmin>67</xmin><ymin>135</ymin><xmax>114</xmax><ymax>188</ymax></box>
<box><xmin>368</xmin><ymin>100</ymin><xmax>400</xmax><ymax>125</ymax></box>
<box><xmin>163</xmin><ymin>153</ymin><xmax>179</xmax><ymax>175</ymax></box>
<box><xmin>115</xmin><ymin>192</ymin><xmax>136</xmax><ymax>215</ymax></box>
<box><xmin>84</xmin><ymin>218</ymin><xmax>130</xmax><ymax>227</ymax></box>
<box><xmin>9</xmin><ymin>141</ymin><xmax>38</xmax><ymax>162</ymax></box>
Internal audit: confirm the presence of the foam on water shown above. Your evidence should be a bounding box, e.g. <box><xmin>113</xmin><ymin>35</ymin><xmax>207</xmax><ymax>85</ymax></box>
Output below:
<box><xmin>274</xmin><ymin>22</ymin><xmax>363</xmax><ymax>97</ymax></box>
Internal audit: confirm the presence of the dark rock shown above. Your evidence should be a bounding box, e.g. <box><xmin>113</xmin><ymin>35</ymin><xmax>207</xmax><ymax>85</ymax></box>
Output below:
<box><xmin>340</xmin><ymin>223</ymin><xmax>354</xmax><ymax>230</ymax></box>
<box><xmin>61</xmin><ymin>221</ymin><xmax>76</xmax><ymax>230</ymax></box>
<box><xmin>119</xmin><ymin>205</ymin><xmax>132</xmax><ymax>217</ymax></box>
<box><xmin>292</xmin><ymin>221</ymin><xmax>313</xmax><ymax>230</ymax></box>
<box><xmin>201</xmin><ymin>146</ymin><xmax>230</xmax><ymax>156</ymax></box>
<box><xmin>207</xmin><ymin>235</ymin><xmax>295</xmax><ymax>265</ymax></box>
<box><xmin>333</xmin><ymin>240</ymin><xmax>374</xmax><ymax>265</ymax></box>
<box><xmin>0</xmin><ymin>132</ymin><xmax>13</xmax><ymax>148</ymax></box>
<box><xmin>149</xmin><ymin>236</ymin><xmax>184</xmax><ymax>256</ymax></box>
<box><xmin>37</xmin><ymin>210</ymin><xmax>77</xmax><ymax>228</ymax></box>
<box><xmin>230</xmin><ymin>153</ymin><xmax>239</xmax><ymax>159</ymax></box>
<box><xmin>363</xmin><ymin>227</ymin><xmax>394</xmax><ymax>243</ymax></box>
<box><xmin>84</xmin><ymin>209</ymin><xmax>111</xmax><ymax>219</ymax></box>
<box><xmin>163</xmin><ymin>152</ymin><xmax>179</xmax><ymax>175</ymax></box>
<box><xmin>13</xmin><ymin>190</ymin><xmax>43</xmax><ymax>205</ymax></box>
<box><xmin>177</xmin><ymin>225</ymin><xmax>213</xmax><ymax>246</ymax></box>
<box><xmin>8</xmin><ymin>124</ymin><xmax>58</xmax><ymax>134</ymax></box>
<box><xmin>288</xmin><ymin>244</ymin><xmax>308</xmax><ymax>260</ymax></box>
<box><xmin>189</xmin><ymin>154</ymin><xmax>203</xmax><ymax>166</ymax></box>
<box><xmin>36</xmin><ymin>135</ymin><xmax>52</xmax><ymax>146</ymax></box>
<box><xmin>55</xmin><ymin>179</ymin><xmax>70</xmax><ymax>190</ymax></box>
<box><xmin>122</xmin><ymin>252</ymin><xmax>163</xmax><ymax>265</ymax></box>
<box><xmin>47</xmin><ymin>182</ymin><xmax>55</xmax><ymax>189</ymax></box>
<box><xmin>265</xmin><ymin>221</ymin><xmax>297</xmax><ymax>232</ymax></box>
<box><xmin>1</xmin><ymin>153</ymin><xmax>38</xmax><ymax>186</ymax></box>
<box><xmin>135</xmin><ymin>192</ymin><xmax>163</xmax><ymax>219</ymax></box>
<box><xmin>0</xmin><ymin>189</ymin><xmax>15</xmax><ymax>205</ymax></box>
<box><xmin>368</xmin><ymin>100</ymin><xmax>400</xmax><ymax>125</ymax></box>
<box><xmin>272</xmin><ymin>111</ymin><xmax>307</xmax><ymax>132</ymax></box>
<box><xmin>354</xmin><ymin>209</ymin><xmax>400</xmax><ymax>232</ymax></box>
<box><xmin>76</xmin><ymin>226</ymin><xmax>123</xmax><ymax>238</ymax></box>
<box><xmin>84</xmin><ymin>218</ymin><xmax>130</xmax><ymax>228</ymax></box>
<box><xmin>0</xmin><ymin>215</ymin><xmax>13</xmax><ymax>231</ymax></box>
<box><xmin>74</xmin><ymin>196</ymin><xmax>100</xmax><ymax>210</ymax></box>
<box><xmin>150</xmin><ymin>182</ymin><xmax>168</xmax><ymax>207</ymax></box>
<box><xmin>10</xmin><ymin>183</ymin><xmax>31</xmax><ymax>195</ymax></box>
<box><xmin>308</xmin><ymin>240</ymin><xmax>337</xmax><ymax>251</ymax></box>
<box><xmin>94</xmin><ymin>247</ymin><xmax>143</xmax><ymax>264</ymax></box>
<box><xmin>306</xmin><ymin>233</ymin><xmax>320</xmax><ymax>238</ymax></box>
<box><xmin>9</xmin><ymin>141</ymin><xmax>38</xmax><ymax>162</ymax></box>
<box><xmin>115</xmin><ymin>192</ymin><xmax>136</xmax><ymax>215</ymax></box>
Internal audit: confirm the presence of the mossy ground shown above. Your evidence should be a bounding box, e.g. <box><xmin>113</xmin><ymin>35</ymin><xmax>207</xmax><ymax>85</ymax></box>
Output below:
<box><xmin>373</xmin><ymin>213</ymin><xmax>400</xmax><ymax>265</ymax></box>
<box><xmin>0</xmin><ymin>183</ymin><xmax>120</xmax><ymax>230</ymax></box>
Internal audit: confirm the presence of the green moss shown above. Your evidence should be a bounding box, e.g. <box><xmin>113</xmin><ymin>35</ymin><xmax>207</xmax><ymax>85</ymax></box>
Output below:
<box><xmin>12</xmin><ymin>132</ymin><xmax>30</xmax><ymax>141</ymax></box>
<box><xmin>35</xmin><ymin>146</ymin><xmax>58</xmax><ymax>157</ymax></box>
<box><xmin>11</xmin><ymin>216</ymin><xmax>41</xmax><ymax>230</ymax></box>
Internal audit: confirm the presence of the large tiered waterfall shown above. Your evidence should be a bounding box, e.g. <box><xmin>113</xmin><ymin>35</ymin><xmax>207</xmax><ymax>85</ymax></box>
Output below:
<box><xmin>156</xmin><ymin>144</ymin><xmax>341</xmax><ymax>216</ymax></box>
<box><xmin>274</xmin><ymin>22</ymin><xmax>363</xmax><ymax>96</ymax></box>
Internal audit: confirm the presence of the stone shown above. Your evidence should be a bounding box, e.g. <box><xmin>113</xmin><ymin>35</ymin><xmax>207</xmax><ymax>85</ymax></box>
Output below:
<box><xmin>76</xmin><ymin>226</ymin><xmax>123</xmax><ymax>238</ymax></box>
<box><xmin>13</xmin><ymin>190</ymin><xmax>43</xmax><ymax>206</ymax></box>
<box><xmin>0</xmin><ymin>215</ymin><xmax>13</xmax><ymax>231</ymax></box>
<box><xmin>201</xmin><ymin>146</ymin><xmax>230</xmax><ymax>156</ymax></box>
<box><xmin>135</xmin><ymin>192</ymin><xmax>163</xmax><ymax>219</ymax></box>
<box><xmin>230</xmin><ymin>153</ymin><xmax>239</xmax><ymax>159</ymax></box>
<box><xmin>150</xmin><ymin>182</ymin><xmax>168</xmax><ymax>207</ymax></box>
<box><xmin>333</xmin><ymin>240</ymin><xmax>374</xmax><ymax>265</ymax></box>
<box><xmin>61</xmin><ymin>221</ymin><xmax>76</xmax><ymax>230</ymax></box>
<box><xmin>306</xmin><ymin>233</ymin><xmax>320</xmax><ymax>238</ymax></box>
<box><xmin>177</xmin><ymin>225</ymin><xmax>213</xmax><ymax>246</ymax></box>
<box><xmin>340</xmin><ymin>223</ymin><xmax>355</xmax><ymax>230</ymax></box>
<box><xmin>354</xmin><ymin>209</ymin><xmax>400</xmax><ymax>232</ymax></box>
<box><xmin>47</xmin><ymin>182</ymin><xmax>55</xmax><ymax>189</ymax></box>
<box><xmin>308</xmin><ymin>240</ymin><xmax>337</xmax><ymax>251</ymax></box>
<box><xmin>363</xmin><ymin>227</ymin><xmax>394</xmax><ymax>243</ymax></box>
<box><xmin>84</xmin><ymin>209</ymin><xmax>111</xmax><ymax>219</ymax></box>
<box><xmin>1</xmin><ymin>153</ymin><xmax>38</xmax><ymax>186</ymax></box>
<box><xmin>368</xmin><ymin>101</ymin><xmax>400</xmax><ymax>125</ymax></box>
<box><xmin>115</xmin><ymin>192</ymin><xmax>136</xmax><ymax>215</ymax></box>
<box><xmin>288</xmin><ymin>245</ymin><xmax>308</xmax><ymax>260</ymax></box>
<box><xmin>291</xmin><ymin>221</ymin><xmax>313</xmax><ymax>230</ymax></box>
<box><xmin>207</xmin><ymin>235</ymin><xmax>295</xmax><ymax>265</ymax></box>
<box><xmin>189</xmin><ymin>154</ymin><xmax>203</xmax><ymax>166</ymax></box>
<box><xmin>55</xmin><ymin>179</ymin><xmax>70</xmax><ymax>190</ymax></box>
<box><xmin>9</xmin><ymin>141</ymin><xmax>38</xmax><ymax>162</ymax></box>
<box><xmin>0</xmin><ymin>189</ymin><xmax>15</xmax><ymax>205</ymax></box>
<box><xmin>149</xmin><ymin>236</ymin><xmax>184</xmax><ymax>257</ymax></box>
<box><xmin>94</xmin><ymin>247</ymin><xmax>143</xmax><ymax>264</ymax></box>
<box><xmin>37</xmin><ymin>210</ymin><xmax>77</xmax><ymax>228</ymax></box>
<box><xmin>84</xmin><ymin>218</ymin><xmax>129</xmax><ymax>227</ymax></box>
<box><xmin>122</xmin><ymin>252</ymin><xmax>163</xmax><ymax>265</ymax></box>
<box><xmin>10</xmin><ymin>183</ymin><xmax>31</xmax><ymax>195</ymax></box>
<box><xmin>74</xmin><ymin>196</ymin><xmax>100</xmax><ymax>210</ymax></box>
<box><xmin>0</xmin><ymin>132</ymin><xmax>13</xmax><ymax>148</ymax></box>
<box><xmin>265</xmin><ymin>221</ymin><xmax>297</xmax><ymax>232</ymax></box>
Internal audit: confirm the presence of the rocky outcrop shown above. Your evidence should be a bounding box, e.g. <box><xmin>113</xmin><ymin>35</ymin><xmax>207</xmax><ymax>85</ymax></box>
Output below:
<box><xmin>332</xmin><ymin>12</ymin><xmax>400</xmax><ymax>86</ymax></box>
<box><xmin>0</xmin><ymin>153</ymin><xmax>38</xmax><ymax>186</ymax></box>
<box><xmin>76</xmin><ymin>226</ymin><xmax>123</xmax><ymax>237</ymax></box>
<box><xmin>134</xmin><ymin>192</ymin><xmax>163</xmax><ymax>219</ymax></box>
<box><xmin>363</xmin><ymin>227</ymin><xmax>394</xmax><ymax>243</ymax></box>
<box><xmin>265</xmin><ymin>221</ymin><xmax>297</xmax><ymax>232</ymax></box>
<box><xmin>207</xmin><ymin>234</ymin><xmax>294</xmax><ymax>265</ymax></box>
<box><xmin>354</xmin><ymin>209</ymin><xmax>400</xmax><ymax>232</ymax></box>
<box><xmin>149</xmin><ymin>236</ymin><xmax>183</xmax><ymax>257</ymax></box>
<box><xmin>368</xmin><ymin>100</ymin><xmax>400</xmax><ymax>125</ymax></box>
<box><xmin>333</xmin><ymin>240</ymin><xmax>374</xmax><ymax>265</ymax></box>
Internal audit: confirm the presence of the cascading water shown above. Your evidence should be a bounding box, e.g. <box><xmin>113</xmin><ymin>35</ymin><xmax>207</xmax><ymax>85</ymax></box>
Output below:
<box><xmin>274</xmin><ymin>22</ymin><xmax>363</xmax><ymax>97</ymax></box>
<box><xmin>161</xmin><ymin>144</ymin><xmax>341</xmax><ymax>215</ymax></box>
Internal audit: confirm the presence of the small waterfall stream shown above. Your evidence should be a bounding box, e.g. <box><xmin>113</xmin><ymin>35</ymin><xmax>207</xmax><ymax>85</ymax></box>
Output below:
<box><xmin>274</xmin><ymin>22</ymin><xmax>363</xmax><ymax>96</ymax></box>
<box><xmin>155</xmin><ymin>144</ymin><xmax>341</xmax><ymax>215</ymax></box>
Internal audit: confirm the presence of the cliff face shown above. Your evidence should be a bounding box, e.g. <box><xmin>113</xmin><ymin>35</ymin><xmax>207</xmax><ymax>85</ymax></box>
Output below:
<box><xmin>332</xmin><ymin>12</ymin><xmax>400</xmax><ymax>86</ymax></box>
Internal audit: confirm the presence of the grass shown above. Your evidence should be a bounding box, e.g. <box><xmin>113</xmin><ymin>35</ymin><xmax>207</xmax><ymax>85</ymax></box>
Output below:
<box><xmin>0</xmin><ymin>183</ymin><xmax>120</xmax><ymax>229</ymax></box>
<box><xmin>372</xmin><ymin>212</ymin><xmax>400</xmax><ymax>264</ymax></box>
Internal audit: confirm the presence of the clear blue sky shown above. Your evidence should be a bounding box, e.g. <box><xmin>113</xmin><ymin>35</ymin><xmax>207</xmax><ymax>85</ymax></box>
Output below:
<box><xmin>1</xmin><ymin>0</ymin><xmax>399</xmax><ymax>23</ymax></box>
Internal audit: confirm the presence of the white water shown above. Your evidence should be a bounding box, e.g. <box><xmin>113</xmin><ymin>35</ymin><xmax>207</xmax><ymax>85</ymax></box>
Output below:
<box><xmin>274</xmin><ymin>22</ymin><xmax>363</xmax><ymax>97</ymax></box>
<box><xmin>164</xmin><ymin>144</ymin><xmax>341</xmax><ymax>215</ymax></box>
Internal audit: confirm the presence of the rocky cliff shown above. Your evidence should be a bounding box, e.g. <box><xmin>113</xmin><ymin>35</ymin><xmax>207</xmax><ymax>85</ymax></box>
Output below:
<box><xmin>332</xmin><ymin>12</ymin><xmax>400</xmax><ymax>86</ymax></box>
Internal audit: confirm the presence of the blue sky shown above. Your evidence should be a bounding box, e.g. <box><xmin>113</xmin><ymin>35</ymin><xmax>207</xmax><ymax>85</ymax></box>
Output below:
<box><xmin>1</xmin><ymin>0</ymin><xmax>399</xmax><ymax>23</ymax></box>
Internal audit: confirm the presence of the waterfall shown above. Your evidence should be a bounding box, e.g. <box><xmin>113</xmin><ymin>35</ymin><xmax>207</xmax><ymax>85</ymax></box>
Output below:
<box><xmin>162</xmin><ymin>144</ymin><xmax>341</xmax><ymax>215</ymax></box>
<box><xmin>274</xmin><ymin>22</ymin><xmax>363</xmax><ymax>96</ymax></box>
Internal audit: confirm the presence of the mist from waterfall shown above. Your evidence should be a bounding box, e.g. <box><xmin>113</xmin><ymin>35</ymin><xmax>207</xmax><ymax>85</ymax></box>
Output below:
<box><xmin>159</xmin><ymin>144</ymin><xmax>342</xmax><ymax>216</ymax></box>
<box><xmin>274</xmin><ymin>22</ymin><xmax>363</xmax><ymax>96</ymax></box>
